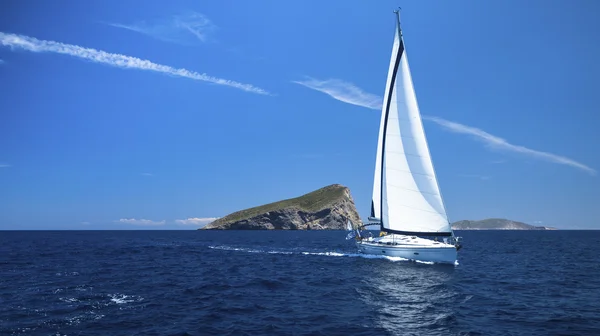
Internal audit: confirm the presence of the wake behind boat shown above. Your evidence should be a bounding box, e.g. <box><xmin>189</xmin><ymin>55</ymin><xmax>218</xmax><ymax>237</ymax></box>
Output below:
<box><xmin>348</xmin><ymin>9</ymin><xmax>462</xmax><ymax>265</ymax></box>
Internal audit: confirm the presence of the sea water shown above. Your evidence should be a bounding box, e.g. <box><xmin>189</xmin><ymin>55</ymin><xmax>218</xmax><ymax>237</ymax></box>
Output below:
<box><xmin>1</xmin><ymin>230</ymin><xmax>599</xmax><ymax>335</ymax></box>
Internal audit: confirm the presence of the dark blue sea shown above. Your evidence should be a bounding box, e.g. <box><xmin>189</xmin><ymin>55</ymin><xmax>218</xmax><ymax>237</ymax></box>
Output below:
<box><xmin>1</xmin><ymin>230</ymin><xmax>599</xmax><ymax>336</ymax></box>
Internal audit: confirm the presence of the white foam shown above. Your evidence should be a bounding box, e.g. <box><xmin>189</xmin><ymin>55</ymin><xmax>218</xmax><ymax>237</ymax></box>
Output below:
<box><xmin>66</xmin><ymin>315</ymin><xmax>82</xmax><ymax>326</ymax></box>
<box><xmin>299</xmin><ymin>251</ymin><xmax>438</xmax><ymax>263</ymax></box>
<box><xmin>108</xmin><ymin>294</ymin><xmax>140</xmax><ymax>304</ymax></box>
<box><xmin>208</xmin><ymin>245</ymin><xmax>263</xmax><ymax>253</ymax></box>
<box><xmin>64</xmin><ymin>311</ymin><xmax>105</xmax><ymax>326</ymax></box>
<box><xmin>267</xmin><ymin>251</ymin><xmax>294</xmax><ymax>254</ymax></box>
<box><xmin>59</xmin><ymin>297</ymin><xmax>79</xmax><ymax>303</ymax></box>
<box><xmin>208</xmin><ymin>244</ymin><xmax>441</xmax><ymax>263</ymax></box>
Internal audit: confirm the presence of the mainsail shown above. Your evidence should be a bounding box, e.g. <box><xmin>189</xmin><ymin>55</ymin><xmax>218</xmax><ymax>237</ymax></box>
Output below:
<box><xmin>370</xmin><ymin>31</ymin><xmax>393</xmax><ymax>222</ymax></box>
<box><xmin>373</xmin><ymin>11</ymin><xmax>452</xmax><ymax>236</ymax></box>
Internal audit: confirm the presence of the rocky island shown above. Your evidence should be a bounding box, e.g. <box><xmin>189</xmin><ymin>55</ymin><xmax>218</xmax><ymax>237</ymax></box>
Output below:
<box><xmin>200</xmin><ymin>184</ymin><xmax>556</xmax><ymax>231</ymax></box>
<box><xmin>451</xmin><ymin>218</ymin><xmax>556</xmax><ymax>230</ymax></box>
<box><xmin>201</xmin><ymin>184</ymin><xmax>363</xmax><ymax>230</ymax></box>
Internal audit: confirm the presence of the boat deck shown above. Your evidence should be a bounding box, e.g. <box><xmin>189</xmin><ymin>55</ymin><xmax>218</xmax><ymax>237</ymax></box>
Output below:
<box><xmin>360</xmin><ymin>234</ymin><xmax>455</xmax><ymax>248</ymax></box>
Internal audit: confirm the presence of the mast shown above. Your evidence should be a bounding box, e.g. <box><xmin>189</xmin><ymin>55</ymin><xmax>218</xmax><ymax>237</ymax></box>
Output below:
<box><xmin>394</xmin><ymin>8</ymin><xmax>402</xmax><ymax>39</ymax></box>
<box><xmin>378</xmin><ymin>8</ymin><xmax>405</xmax><ymax>233</ymax></box>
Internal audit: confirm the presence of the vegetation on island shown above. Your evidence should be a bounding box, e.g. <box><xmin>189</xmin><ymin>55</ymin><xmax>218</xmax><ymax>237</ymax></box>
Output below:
<box><xmin>202</xmin><ymin>184</ymin><xmax>358</xmax><ymax>230</ymax></box>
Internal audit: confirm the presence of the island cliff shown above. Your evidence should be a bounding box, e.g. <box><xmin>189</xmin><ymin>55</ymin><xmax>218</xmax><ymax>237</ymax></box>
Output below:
<box><xmin>201</xmin><ymin>184</ymin><xmax>363</xmax><ymax>230</ymax></box>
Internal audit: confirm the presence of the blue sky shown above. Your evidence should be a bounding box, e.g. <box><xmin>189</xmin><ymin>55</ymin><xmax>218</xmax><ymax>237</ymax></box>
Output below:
<box><xmin>1</xmin><ymin>0</ymin><xmax>599</xmax><ymax>230</ymax></box>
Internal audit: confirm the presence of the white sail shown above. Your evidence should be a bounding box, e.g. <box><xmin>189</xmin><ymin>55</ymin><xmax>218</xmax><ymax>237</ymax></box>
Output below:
<box><xmin>351</xmin><ymin>11</ymin><xmax>461</xmax><ymax>266</ymax></box>
<box><xmin>371</xmin><ymin>27</ymin><xmax>402</xmax><ymax>221</ymax></box>
<box><xmin>379</xmin><ymin>21</ymin><xmax>452</xmax><ymax>235</ymax></box>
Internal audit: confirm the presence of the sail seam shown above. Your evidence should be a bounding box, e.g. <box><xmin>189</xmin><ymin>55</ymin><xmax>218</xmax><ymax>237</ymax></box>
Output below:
<box><xmin>388</xmin><ymin>116</ymin><xmax>420</xmax><ymax>121</ymax></box>
<box><xmin>385</xmin><ymin>150</ymin><xmax>430</xmax><ymax>159</ymax></box>
<box><xmin>385</xmin><ymin>183</ymin><xmax>440</xmax><ymax>196</ymax></box>
<box><xmin>383</xmin><ymin>133</ymin><xmax>422</xmax><ymax>142</ymax></box>
<box><xmin>385</xmin><ymin>167</ymin><xmax>434</xmax><ymax>177</ymax></box>
<box><xmin>380</xmin><ymin>199</ymin><xmax>445</xmax><ymax>215</ymax></box>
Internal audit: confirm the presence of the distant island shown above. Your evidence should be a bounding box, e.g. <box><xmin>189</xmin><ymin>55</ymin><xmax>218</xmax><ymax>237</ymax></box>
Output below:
<box><xmin>200</xmin><ymin>184</ymin><xmax>556</xmax><ymax>231</ymax></box>
<box><xmin>201</xmin><ymin>184</ymin><xmax>363</xmax><ymax>230</ymax></box>
<box><xmin>451</xmin><ymin>218</ymin><xmax>556</xmax><ymax>230</ymax></box>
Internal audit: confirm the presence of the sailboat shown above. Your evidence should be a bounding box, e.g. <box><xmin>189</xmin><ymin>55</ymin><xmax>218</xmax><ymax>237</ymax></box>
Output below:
<box><xmin>353</xmin><ymin>9</ymin><xmax>462</xmax><ymax>264</ymax></box>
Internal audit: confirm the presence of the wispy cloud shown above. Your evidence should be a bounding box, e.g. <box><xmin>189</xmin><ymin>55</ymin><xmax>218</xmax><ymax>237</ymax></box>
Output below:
<box><xmin>424</xmin><ymin>116</ymin><xmax>596</xmax><ymax>176</ymax></box>
<box><xmin>117</xmin><ymin>218</ymin><xmax>166</xmax><ymax>226</ymax></box>
<box><xmin>0</xmin><ymin>163</ymin><xmax>11</xmax><ymax>168</ymax></box>
<box><xmin>0</xmin><ymin>32</ymin><xmax>270</xmax><ymax>95</ymax></box>
<box><xmin>292</xmin><ymin>77</ymin><xmax>382</xmax><ymax>110</ymax></box>
<box><xmin>81</xmin><ymin>221</ymin><xmax>91</xmax><ymax>225</ymax></box>
<box><xmin>108</xmin><ymin>12</ymin><xmax>216</xmax><ymax>45</ymax></box>
<box><xmin>174</xmin><ymin>217</ymin><xmax>218</xmax><ymax>226</ymax></box>
<box><xmin>0</xmin><ymin>59</ymin><xmax>4</xmax><ymax>64</ymax></box>
<box><xmin>141</xmin><ymin>173</ymin><xmax>154</xmax><ymax>177</ymax></box>
<box><xmin>115</xmin><ymin>217</ymin><xmax>217</xmax><ymax>227</ymax></box>
<box><xmin>293</xmin><ymin>76</ymin><xmax>595</xmax><ymax>175</ymax></box>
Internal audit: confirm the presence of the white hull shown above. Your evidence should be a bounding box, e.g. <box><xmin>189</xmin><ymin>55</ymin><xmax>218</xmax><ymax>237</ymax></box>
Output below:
<box><xmin>355</xmin><ymin>235</ymin><xmax>457</xmax><ymax>264</ymax></box>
